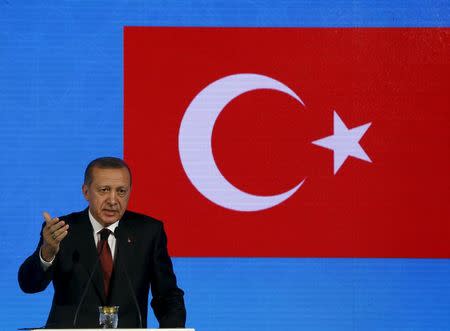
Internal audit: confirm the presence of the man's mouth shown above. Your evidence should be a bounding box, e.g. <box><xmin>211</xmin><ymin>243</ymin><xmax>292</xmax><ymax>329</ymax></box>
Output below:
<box><xmin>103</xmin><ymin>209</ymin><xmax>118</xmax><ymax>215</ymax></box>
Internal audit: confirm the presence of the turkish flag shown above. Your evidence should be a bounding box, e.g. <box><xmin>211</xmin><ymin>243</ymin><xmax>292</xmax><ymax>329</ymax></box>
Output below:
<box><xmin>124</xmin><ymin>28</ymin><xmax>450</xmax><ymax>257</ymax></box>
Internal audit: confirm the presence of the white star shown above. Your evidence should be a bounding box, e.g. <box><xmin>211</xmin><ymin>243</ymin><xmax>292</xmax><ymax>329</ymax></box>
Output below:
<box><xmin>312</xmin><ymin>111</ymin><xmax>372</xmax><ymax>174</ymax></box>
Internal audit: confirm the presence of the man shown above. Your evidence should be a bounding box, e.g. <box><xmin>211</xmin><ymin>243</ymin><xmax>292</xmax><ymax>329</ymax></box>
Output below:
<box><xmin>18</xmin><ymin>157</ymin><xmax>186</xmax><ymax>328</ymax></box>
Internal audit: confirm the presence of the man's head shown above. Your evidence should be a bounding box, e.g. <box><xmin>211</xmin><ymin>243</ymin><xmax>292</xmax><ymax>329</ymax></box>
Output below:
<box><xmin>82</xmin><ymin>157</ymin><xmax>132</xmax><ymax>227</ymax></box>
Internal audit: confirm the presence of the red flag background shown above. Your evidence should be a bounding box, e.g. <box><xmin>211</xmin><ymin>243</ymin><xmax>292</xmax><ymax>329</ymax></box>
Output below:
<box><xmin>124</xmin><ymin>28</ymin><xmax>450</xmax><ymax>258</ymax></box>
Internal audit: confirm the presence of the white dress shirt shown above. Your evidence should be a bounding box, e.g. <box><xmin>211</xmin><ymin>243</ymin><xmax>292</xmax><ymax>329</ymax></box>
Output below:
<box><xmin>88</xmin><ymin>210</ymin><xmax>119</xmax><ymax>261</ymax></box>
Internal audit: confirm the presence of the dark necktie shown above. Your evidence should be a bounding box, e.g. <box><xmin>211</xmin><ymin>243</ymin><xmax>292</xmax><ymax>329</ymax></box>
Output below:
<box><xmin>98</xmin><ymin>228</ymin><xmax>113</xmax><ymax>298</ymax></box>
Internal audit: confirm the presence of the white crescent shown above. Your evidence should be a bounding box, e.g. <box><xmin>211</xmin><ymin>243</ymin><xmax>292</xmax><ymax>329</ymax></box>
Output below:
<box><xmin>178</xmin><ymin>73</ymin><xmax>306</xmax><ymax>211</ymax></box>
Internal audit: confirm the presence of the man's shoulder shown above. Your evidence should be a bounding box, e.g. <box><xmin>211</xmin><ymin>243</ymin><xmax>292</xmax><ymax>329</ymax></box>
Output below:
<box><xmin>122</xmin><ymin>210</ymin><xmax>163</xmax><ymax>227</ymax></box>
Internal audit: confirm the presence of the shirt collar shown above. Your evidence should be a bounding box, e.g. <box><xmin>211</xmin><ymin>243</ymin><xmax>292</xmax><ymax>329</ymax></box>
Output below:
<box><xmin>88</xmin><ymin>209</ymin><xmax>120</xmax><ymax>235</ymax></box>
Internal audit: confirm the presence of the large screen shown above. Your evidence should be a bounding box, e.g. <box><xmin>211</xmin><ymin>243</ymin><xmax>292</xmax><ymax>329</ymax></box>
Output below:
<box><xmin>1</xmin><ymin>2</ymin><xmax>449</xmax><ymax>330</ymax></box>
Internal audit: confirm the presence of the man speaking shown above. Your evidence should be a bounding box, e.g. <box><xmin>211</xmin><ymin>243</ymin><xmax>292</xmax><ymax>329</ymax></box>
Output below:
<box><xmin>18</xmin><ymin>157</ymin><xmax>186</xmax><ymax>328</ymax></box>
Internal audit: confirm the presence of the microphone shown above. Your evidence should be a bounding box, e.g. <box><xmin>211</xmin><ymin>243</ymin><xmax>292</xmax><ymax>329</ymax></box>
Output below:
<box><xmin>72</xmin><ymin>231</ymin><xmax>109</xmax><ymax>327</ymax></box>
<box><xmin>114</xmin><ymin>226</ymin><xmax>143</xmax><ymax>328</ymax></box>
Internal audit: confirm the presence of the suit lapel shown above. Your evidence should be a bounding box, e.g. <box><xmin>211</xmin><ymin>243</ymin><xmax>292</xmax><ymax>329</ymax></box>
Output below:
<box><xmin>75</xmin><ymin>209</ymin><xmax>107</xmax><ymax>305</ymax></box>
<box><xmin>109</xmin><ymin>214</ymin><xmax>134</xmax><ymax>304</ymax></box>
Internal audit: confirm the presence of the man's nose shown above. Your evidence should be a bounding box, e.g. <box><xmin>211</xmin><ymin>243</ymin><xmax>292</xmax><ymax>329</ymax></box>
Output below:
<box><xmin>107</xmin><ymin>191</ymin><xmax>118</xmax><ymax>204</ymax></box>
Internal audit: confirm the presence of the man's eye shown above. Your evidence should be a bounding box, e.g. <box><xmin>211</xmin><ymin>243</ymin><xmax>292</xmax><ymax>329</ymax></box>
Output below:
<box><xmin>118</xmin><ymin>189</ymin><xmax>127</xmax><ymax>196</ymax></box>
<box><xmin>99</xmin><ymin>188</ymin><xmax>109</xmax><ymax>193</ymax></box>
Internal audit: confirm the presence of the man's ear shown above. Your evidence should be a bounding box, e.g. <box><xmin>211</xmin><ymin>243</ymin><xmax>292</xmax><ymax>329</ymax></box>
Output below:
<box><xmin>82</xmin><ymin>184</ymin><xmax>89</xmax><ymax>201</ymax></box>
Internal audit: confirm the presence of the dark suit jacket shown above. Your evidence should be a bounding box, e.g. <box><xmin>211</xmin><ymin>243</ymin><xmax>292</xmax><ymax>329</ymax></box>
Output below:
<box><xmin>18</xmin><ymin>209</ymin><xmax>186</xmax><ymax>328</ymax></box>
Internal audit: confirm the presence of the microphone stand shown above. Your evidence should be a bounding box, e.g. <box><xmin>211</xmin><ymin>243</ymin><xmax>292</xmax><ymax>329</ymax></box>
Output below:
<box><xmin>72</xmin><ymin>231</ymin><xmax>108</xmax><ymax>327</ymax></box>
<box><xmin>114</xmin><ymin>227</ymin><xmax>143</xmax><ymax>328</ymax></box>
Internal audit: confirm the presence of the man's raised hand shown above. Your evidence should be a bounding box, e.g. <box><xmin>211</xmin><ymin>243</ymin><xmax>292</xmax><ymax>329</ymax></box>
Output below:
<box><xmin>41</xmin><ymin>211</ymin><xmax>69</xmax><ymax>262</ymax></box>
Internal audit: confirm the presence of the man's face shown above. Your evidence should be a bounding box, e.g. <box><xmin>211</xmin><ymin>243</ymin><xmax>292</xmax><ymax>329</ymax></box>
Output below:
<box><xmin>82</xmin><ymin>166</ymin><xmax>131</xmax><ymax>227</ymax></box>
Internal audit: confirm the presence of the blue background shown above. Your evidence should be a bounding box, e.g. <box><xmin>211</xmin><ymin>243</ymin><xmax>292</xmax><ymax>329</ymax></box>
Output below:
<box><xmin>1</xmin><ymin>1</ymin><xmax>449</xmax><ymax>330</ymax></box>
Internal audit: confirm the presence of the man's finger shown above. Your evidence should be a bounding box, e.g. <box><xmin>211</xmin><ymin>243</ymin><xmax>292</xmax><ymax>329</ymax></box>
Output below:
<box><xmin>49</xmin><ymin>220</ymin><xmax>65</xmax><ymax>234</ymax></box>
<box><xmin>43</xmin><ymin>212</ymin><xmax>60</xmax><ymax>227</ymax></box>
<box><xmin>43</xmin><ymin>211</ymin><xmax>52</xmax><ymax>222</ymax></box>
<box><xmin>52</xmin><ymin>224</ymin><xmax>69</xmax><ymax>240</ymax></box>
<box><xmin>55</xmin><ymin>229</ymin><xmax>69</xmax><ymax>242</ymax></box>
